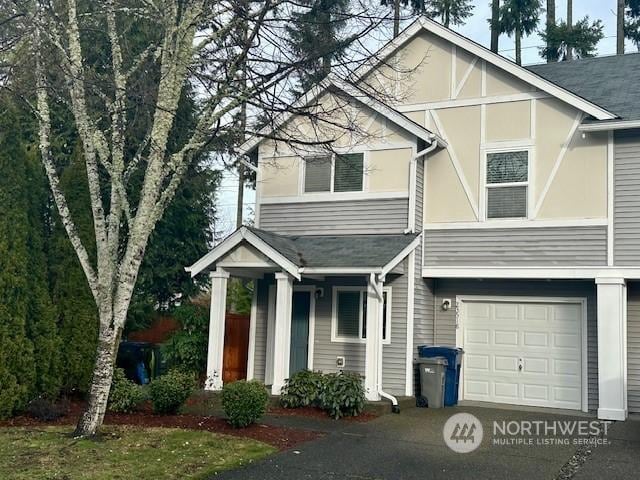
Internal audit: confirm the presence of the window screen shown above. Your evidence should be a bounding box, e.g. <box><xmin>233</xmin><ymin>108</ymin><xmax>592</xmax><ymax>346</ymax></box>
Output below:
<box><xmin>334</xmin><ymin>153</ymin><xmax>364</xmax><ymax>192</ymax></box>
<box><xmin>336</xmin><ymin>291</ymin><xmax>361</xmax><ymax>337</ymax></box>
<box><xmin>486</xmin><ymin>151</ymin><xmax>528</xmax><ymax>219</ymax></box>
<box><xmin>304</xmin><ymin>156</ymin><xmax>331</xmax><ymax>192</ymax></box>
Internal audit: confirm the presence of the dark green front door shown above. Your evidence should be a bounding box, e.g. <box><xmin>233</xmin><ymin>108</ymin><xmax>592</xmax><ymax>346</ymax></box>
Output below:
<box><xmin>290</xmin><ymin>291</ymin><xmax>311</xmax><ymax>375</ymax></box>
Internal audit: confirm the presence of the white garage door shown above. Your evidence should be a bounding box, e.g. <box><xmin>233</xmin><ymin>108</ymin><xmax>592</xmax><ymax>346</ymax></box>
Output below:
<box><xmin>460</xmin><ymin>298</ymin><xmax>585</xmax><ymax>411</ymax></box>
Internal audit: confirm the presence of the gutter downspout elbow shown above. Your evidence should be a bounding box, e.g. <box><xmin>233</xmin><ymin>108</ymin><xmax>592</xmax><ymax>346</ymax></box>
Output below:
<box><xmin>404</xmin><ymin>139</ymin><xmax>439</xmax><ymax>235</ymax></box>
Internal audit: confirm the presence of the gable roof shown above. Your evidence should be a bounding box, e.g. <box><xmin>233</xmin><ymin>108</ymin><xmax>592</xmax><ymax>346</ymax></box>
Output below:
<box><xmin>351</xmin><ymin>17</ymin><xmax>617</xmax><ymax>121</ymax></box>
<box><xmin>527</xmin><ymin>53</ymin><xmax>640</xmax><ymax>125</ymax></box>
<box><xmin>185</xmin><ymin>226</ymin><xmax>421</xmax><ymax>277</ymax></box>
<box><xmin>238</xmin><ymin>76</ymin><xmax>445</xmax><ymax>156</ymax></box>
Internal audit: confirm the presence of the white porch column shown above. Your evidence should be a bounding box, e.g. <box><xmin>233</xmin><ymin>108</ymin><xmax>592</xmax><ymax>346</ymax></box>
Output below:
<box><xmin>365</xmin><ymin>274</ymin><xmax>383</xmax><ymax>401</ymax></box>
<box><xmin>596</xmin><ymin>277</ymin><xmax>628</xmax><ymax>421</ymax></box>
<box><xmin>271</xmin><ymin>272</ymin><xmax>293</xmax><ymax>395</ymax></box>
<box><xmin>205</xmin><ymin>268</ymin><xmax>230</xmax><ymax>391</ymax></box>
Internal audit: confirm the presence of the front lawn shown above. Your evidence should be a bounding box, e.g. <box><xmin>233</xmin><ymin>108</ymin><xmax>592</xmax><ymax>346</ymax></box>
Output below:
<box><xmin>0</xmin><ymin>426</ymin><xmax>276</xmax><ymax>480</ymax></box>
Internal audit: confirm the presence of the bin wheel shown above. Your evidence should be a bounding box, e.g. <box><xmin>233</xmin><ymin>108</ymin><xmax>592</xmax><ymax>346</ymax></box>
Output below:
<box><xmin>416</xmin><ymin>396</ymin><xmax>428</xmax><ymax>408</ymax></box>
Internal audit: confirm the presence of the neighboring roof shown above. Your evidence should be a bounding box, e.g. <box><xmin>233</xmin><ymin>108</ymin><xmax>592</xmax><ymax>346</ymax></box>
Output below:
<box><xmin>238</xmin><ymin>76</ymin><xmax>444</xmax><ymax>156</ymax></box>
<box><xmin>527</xmin><ymin>53</ymin><xmax>640</xmax><ymax>123</ymax></box>
<box><xmin>247</xmin><ymin>227</ymin><xmax>418</xmax><ymax>269</ymax></box>
<box><xmin>186</xmin><ymin>226</ymin><xmax>421</xmax><ymax>278</ymax></box>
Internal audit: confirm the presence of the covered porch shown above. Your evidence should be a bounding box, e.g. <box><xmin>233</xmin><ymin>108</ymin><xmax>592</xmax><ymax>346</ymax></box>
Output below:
<box><xmin>186</xmin><ymin>226</ymin><xmax>420</xmax><ymax>401</ymax></box>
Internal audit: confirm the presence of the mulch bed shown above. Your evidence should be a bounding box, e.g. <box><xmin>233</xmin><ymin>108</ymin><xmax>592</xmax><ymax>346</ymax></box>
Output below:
<box><xmin>0</xmin><ymin>401</ymin><xmax>322</xmax><ymax>451</ymax></box>
<box><xmin>267</xmin><ymin>405</ymin><xmax>379</xmax><ymax>423</ymax></box>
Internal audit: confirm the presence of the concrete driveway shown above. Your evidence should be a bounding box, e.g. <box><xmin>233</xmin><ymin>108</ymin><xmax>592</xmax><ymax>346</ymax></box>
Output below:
<box><xmin>216</xmin><ymin>406</ymin><xmax>640</xmax><ymax>480</ymax></box>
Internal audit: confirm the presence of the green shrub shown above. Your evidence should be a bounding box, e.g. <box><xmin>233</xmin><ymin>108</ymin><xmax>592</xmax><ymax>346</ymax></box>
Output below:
<box><xmin>319</xmin><ymin>371</ymin><xmax>365</xmax><ymax>419</ymax></box>
<box><xmin>280</xmin><ymin>370</ymin><xmax>325</xmax><ymax>409</ymax></box>
<box><xmin>161</xmin><ymin>303</ymin><xmax>209</xmax><ymax>374</ymax></box>
<box><xmin>221</xmin><ymin>380</ymin><xmax>269</xmax><ymax>428</ymax></box>
<box><xmin>149</xmin><ymin>369</ymin><xmax>196</xmax><ymax>414</ymax></box>
<box><xmin>108</xmin><ymin>368</ymin><xmax>145</xmax><ymax>413</ymax></box>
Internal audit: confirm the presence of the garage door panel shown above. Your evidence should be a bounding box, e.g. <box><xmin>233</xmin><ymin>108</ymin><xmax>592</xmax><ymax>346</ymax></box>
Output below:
<box><xmin>523</xmin><ymin>357</ymin><xmax>548</xmax><ymax>374</ymax></box>
<box><xmin>465</xmin><ymin>329</ymin><xmax>490</xmax><ymax>345</ymax></box>
<box><xmin>522</xmin><ymin>304</ymin><xmax>550</xmax><ymax>322</ymax></box>
<box><xmin>494</xmin><ymin>382</ymin><xmax>519</xmax><ymax>399</ymax></box>
<box><xmin>465</xmin><ymin>354</ymin><xmax>489</xmax><ymax>371</ymax></box>
<box><xmin>523</xmin><ymin>331</ymin><xmax>549</xmax><ymax>347</ymax></box>
<box><xmin>494</xmin><ymin>330</ymin><xmax>518</xmax><ymax>346</ymax></box>
<box><xmin>462</xmin><ymin>299</ymin><xmax>584</xmax><ymax>411</ymax></box>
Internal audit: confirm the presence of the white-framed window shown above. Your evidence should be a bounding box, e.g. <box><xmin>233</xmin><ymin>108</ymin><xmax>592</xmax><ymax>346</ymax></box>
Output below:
<box><xmin>331</xmin><ymin>286</ymin><xmax>391</xmax><ymax>344</ymax></box>
<box><xmin>303</xmin><ymin>153</ymin><xmax>364</xmax><ymax>194</ymax></box>
<box><xmin>484</xmin><ymin>149</ymin><xmax>530</xmax><ymax>220</ymax></box>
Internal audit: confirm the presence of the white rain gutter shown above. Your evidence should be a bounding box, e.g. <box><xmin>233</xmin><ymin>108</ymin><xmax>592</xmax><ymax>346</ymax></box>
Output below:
<box><xmin>371</xmin><ymin>273</ymin><xmax>400</xmax><ymax>413</ymax></box>
<box><xmin>405</xmin><ymin>138</ymin><xmax>439</xmax><ymax>234</ymax></box>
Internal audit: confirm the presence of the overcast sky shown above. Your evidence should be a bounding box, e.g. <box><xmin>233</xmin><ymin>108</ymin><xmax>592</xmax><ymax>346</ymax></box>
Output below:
<box><xmin>214</xmin><ymin>1</ymin><xmax>632</xmax><ymax>239</ymax></box>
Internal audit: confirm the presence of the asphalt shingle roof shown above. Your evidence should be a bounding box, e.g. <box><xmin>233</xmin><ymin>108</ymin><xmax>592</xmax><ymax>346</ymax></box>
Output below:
<box><xmin>247</xmin><ymin>227</ymin><xmax>417</xmax><ymax>268</ymax></box>
<box><xmin>527</xmin><ymin>53</ymin><xmax>640</xmax><ymax>122</ymax></box>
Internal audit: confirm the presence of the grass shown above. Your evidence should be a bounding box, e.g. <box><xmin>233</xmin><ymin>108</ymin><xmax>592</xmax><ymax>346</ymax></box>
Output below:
<box><xmin>0</xmin><ymin>426</ymin><xmax>276</xmax><ymax>479</ymax></box>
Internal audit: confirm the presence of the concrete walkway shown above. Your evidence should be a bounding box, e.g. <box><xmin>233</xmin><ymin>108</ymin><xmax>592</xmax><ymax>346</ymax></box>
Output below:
<box><xmin>216</xmin><ymin>406</ymin><xmax>640</xmax><ymax>479</ymax></box>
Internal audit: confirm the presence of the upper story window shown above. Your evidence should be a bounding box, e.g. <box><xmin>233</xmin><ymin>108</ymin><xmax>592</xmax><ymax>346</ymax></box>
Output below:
<box><xmin>332</xmin><ymin>287</ymin><xmax>390</xmax><ymax>344</ymax></box>
<box><xmin>303</xmin><ymin>153</ymin><xmax>364</xmax><ymax>193</ymax></box>
<box><xmin>485</xmin><ymin>150</ymin><xmax>529</xmax><ymax>219</ymax></box>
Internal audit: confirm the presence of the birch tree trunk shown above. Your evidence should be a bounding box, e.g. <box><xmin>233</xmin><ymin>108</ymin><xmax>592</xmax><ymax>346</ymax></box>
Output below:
<box><xmin>8</xmin><ymin>0</ymin><xmax>392</xmax><ymax>438</ymax></box>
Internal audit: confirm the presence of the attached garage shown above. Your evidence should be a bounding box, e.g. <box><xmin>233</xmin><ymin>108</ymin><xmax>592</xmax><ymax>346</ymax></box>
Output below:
<box><xmin>457</xmin><ymin>297</ymin><xmax>587</xmax><ymax>412</ymax></box>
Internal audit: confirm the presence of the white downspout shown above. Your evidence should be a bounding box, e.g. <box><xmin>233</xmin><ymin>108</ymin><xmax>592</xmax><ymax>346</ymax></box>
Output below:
<box><xmin>373</xmin><ymin>273</ymin><xmax>400</xmax><ymax>413</ymax></box>
<box><xmin>405</xmin><ymin>138</ymin><xmax>439</xmax><ymax>234</ymax></box>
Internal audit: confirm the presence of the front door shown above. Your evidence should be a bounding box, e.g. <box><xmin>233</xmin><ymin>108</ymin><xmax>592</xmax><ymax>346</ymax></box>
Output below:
<box><xmin>290</xmin><ymin>291</ymin><xmax>311</xmax><ymax>375</ymax></box>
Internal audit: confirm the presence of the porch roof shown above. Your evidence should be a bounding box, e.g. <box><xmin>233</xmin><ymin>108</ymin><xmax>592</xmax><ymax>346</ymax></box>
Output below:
<box><xmin>186</xmin><ymin>226</ymin><xmax>420</xmax><ymax>278</ymax></box>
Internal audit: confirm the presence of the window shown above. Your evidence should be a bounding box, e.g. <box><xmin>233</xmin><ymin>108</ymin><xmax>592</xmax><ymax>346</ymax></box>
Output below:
<box><xmin>485</xmin><ymin>150</ymin><xmax>529</xmax><ymax>219</ymax></box>
<box><xmin>332</xmin><ymin>287</ymin><xmax>391</xmax><ymax>344</ymax></box>
<box><xmin>304</xmin><ymin>156</ymin><xmax>331</xmax><ymax>192</ymax></box>
<box><xmin>303</xmin><ymin>153</ymin><xmax>364</xmax><ymax>193</ymax></box>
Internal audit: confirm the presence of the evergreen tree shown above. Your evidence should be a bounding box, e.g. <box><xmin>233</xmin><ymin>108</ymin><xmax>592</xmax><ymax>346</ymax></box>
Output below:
<box><xmin>545</xmin><ymin>0</ymin><xmax>556</xmax><ymax>62</ymax></box>
<box><xmin>0</xmin><ymin>99</ymin><xmax>36</xmax><ymax>417</ymax></box>
<box><xmin>539</xmin><ymin>16</ymin><xmax>604</xmax><ymax>61</ymax></box>
<box><xmin>425</xmin><ymin>0</ymin><xmax>474</xmax><ymax>28</ymax></box>
<box><xmin>499</xmin><ymin>0</ymin><xmax>543</xmax><ymax>65</ymax></box>
<box><xmin>286</xmin><ymin>0</ymin><xmax>352</xmax><ymax>93</ymax></box>
<box><xmin>626</xmin><ymin>0</ymin><xmax>640</xmax><ymax>51</ymax></box>
<box><xmin>490</xmin><ymin>0</ymin><xmax>501</xmax><ymax>53</ymax></box>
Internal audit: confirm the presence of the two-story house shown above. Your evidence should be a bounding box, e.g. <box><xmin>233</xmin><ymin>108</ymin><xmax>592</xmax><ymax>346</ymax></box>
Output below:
<box><xmin>187</xmin><ymin>17</ymin><xmax>640</xmax><ymax>421</ymax></box>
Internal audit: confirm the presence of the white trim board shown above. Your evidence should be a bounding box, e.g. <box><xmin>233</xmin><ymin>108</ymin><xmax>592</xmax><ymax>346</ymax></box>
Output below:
<box><xmin>455</xmin><ymin>295</ymin><xmax>589</xmax><ymax>413</ymax></box>
<box><xmin>422</xmin><ymin>266</ymin><xmax>640</xmax><ymax>280</ymax></box>
<box><xmin>246</xmin><ymin>285</ymin><xmax>258</xmax><ymax>380</ymax></box>
<box><xmin>185</xmin><ymin>227</ymin><xmax>301</xmax><ymax>280</ymax></box>
<box><xmin>259</xmin><ymin>191</ymin><xmax>409</xmax><ymax>205</ymax></box>
<box><xmin>424</xmin><ymin>218</ymin><xmax>608</xmax><ymax>230</ymax></box>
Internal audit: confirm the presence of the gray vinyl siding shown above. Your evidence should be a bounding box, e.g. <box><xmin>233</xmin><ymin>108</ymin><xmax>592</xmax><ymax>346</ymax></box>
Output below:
<box><xmin>424</xmin><ymin>226</ymin><xmax>608</xmax><ymax>266</ymax></box>
<box><xmin>258</xmin><ymin>198</ymin><xmax>409</xmax><ymax>235</ymax></box>
<box><xmin>382</xmin><ymin>266</ymin><xmax>409</xmax><ymax>395</ymax></box>
<box><xmin>249</xmin><ymin>274</ymin><xmax>410</xmax><ymax>396</ymax></box>
<box><xmin>431</xmin><ymin>279</ymin><xmax>599</xmax><ymax>411</ymax></box>
<box><xmin>251</xmin><ymin>278</ymin><xmax>270</xmax><ymax>383</ymax></box>
<box><xmin>614</xmin><ymin>130</ymin><xmax>640</xmax><ymax>265</ymax></box>
<box><xmin>628</xmin><ymin>282</ymin><xmax>640</xmax><ymax>414</ymax></box>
